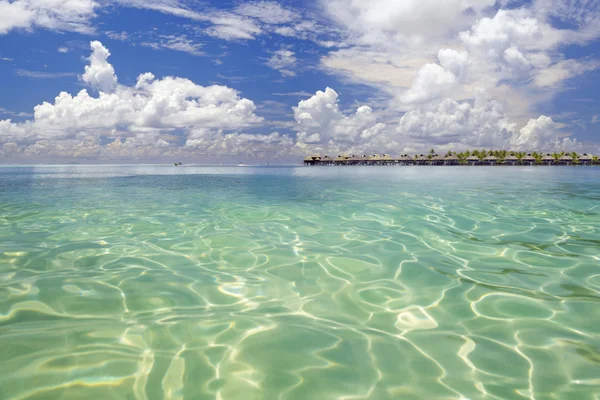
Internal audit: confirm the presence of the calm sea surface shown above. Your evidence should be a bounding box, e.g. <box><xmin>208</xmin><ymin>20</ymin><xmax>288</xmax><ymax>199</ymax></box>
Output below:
<box><xmin>1</xmin><ymin>165</ymin><xmax>599</xmax><ymax>399</ymax></box>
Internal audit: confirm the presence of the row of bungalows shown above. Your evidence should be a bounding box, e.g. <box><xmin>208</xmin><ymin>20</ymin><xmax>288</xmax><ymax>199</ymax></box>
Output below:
<box><xmin>304</xmin><ymin>153</ymin><xmax>597</xmax><ymax>166</ymax></box>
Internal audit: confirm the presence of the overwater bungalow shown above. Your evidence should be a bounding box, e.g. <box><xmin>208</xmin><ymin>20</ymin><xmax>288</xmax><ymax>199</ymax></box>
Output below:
<box><xmin>445</xmin><ymin>154</ymin><xmax>460</xmax><ymax>165</ymax></box>
<box><xmin>579</xmin><ymin>153</ymin><xmax>593</xmax><ymax>165</ymax></box>
<box><xmin>345</xmin><ymin>155</ymin><xmax>359</xmax><ymax>165</ymax></box>
<box><xmin>303</xmin><ymin>151</ymin><xmax>596</xmax><ymax>166</ymax></box>
<box><xmin>466</xmin><ymin>155</ymin><xmax>480</xmax><ymax>166</ymax></box>
<box><xmin>398</xmin><ymin>154</ymin><xmax>414</xmax><ymax>165</ymax></box>
<box><xmin>381</xmin><ymin>154</ymin><xmax>394</xmax><ymax>165</ymax></box>
<box><xmin>303</xmin><ymin>154</ymin><xmax>322</xmax><ymax>165</ymax></box>
<box><xmin>504</xmin><ymin>155</ymin><xmax>518</xmax><ymax>165</ymax></box>
<box><xmin>558</xmin><ymin>154</ymin><xmax>573</xmax><ymax>165</ymax></box>
<box><xmin>522</xmin><ymin>154</ymin><xmax>536</xmax><ymax>166</ymax></box>
<box><xmin>541</xmin><ymin>154</ymin><xmax>554</xmax><ymax>165</ymax></box>
<box><xmin>483</xmin><ymin>155</ymin><xmax>498</xmax><ymax>165</ymax></box>
<box><xmin>368</xmin><ymin>154</ymin><xmax>381</xmax><ymax>165</ymax></box>
<box><xmin>414</xmin><ymin>154</ymin><xmax>429</xmax><ymax>165</ymax></box>
<box><xmin>430</xmin><ymin>154</ymin><xmax>445</xmax><ymax>165</ymax></box>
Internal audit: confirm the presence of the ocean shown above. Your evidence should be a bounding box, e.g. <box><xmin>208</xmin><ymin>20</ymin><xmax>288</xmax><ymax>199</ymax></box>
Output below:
<box><xmin>1</xmin><ymin>165</ymin><xmax>599</xmax><ymax>399</ymax></box>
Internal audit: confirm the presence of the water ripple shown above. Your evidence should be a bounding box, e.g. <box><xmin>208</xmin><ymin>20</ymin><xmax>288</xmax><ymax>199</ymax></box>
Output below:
<box><xmin>1</xmin><ymin>165</ymin><xmax>600</xmax><ymax>399</ymax></box>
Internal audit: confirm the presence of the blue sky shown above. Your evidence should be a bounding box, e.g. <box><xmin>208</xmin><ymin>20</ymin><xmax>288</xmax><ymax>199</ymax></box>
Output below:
<box><xmin>0</xmin><ymin>0</ymin><xmax>599</xmax><ymax>163</ymax></box>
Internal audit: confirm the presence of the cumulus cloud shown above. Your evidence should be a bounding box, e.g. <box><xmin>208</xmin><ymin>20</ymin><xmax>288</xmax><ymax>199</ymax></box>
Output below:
<box><xmin>81</xmin><ymin>41</ymin><xmax>118</xmax><ymax>93</ymax></box>
<box><xmin>185</xmin><ymin>128</ymin><xmax>295</xmax><ymax>159</ymax></box>
<box><xmin>320</xmin><ymin>2</ymin><xmax>600</xmax><ymax>150</ymax></box>
<box><xmin>0</xmin><ymin>41</ymin><xmax>264</xmax><ymax>150</ymax></box>
<box><xmin>397</xmin><ymin>99</ymin><xmax>515</xmax><ymax>147</ymax></box>
<box><xmin>396</xmin><ymin>97</ymin><xmax>582</xmax><ymax>152</ymax></box>
<box><xmin>293</xmin><ymin>88</ymin><xmax>387</xmax><ymax>148</ymax></box>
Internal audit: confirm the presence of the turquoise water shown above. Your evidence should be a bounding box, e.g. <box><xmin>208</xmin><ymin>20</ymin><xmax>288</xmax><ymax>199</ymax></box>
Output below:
<box><xmin>1</xmin><ymin>165</ymin><xmax>600</xmax><ymax>399</ymax></box>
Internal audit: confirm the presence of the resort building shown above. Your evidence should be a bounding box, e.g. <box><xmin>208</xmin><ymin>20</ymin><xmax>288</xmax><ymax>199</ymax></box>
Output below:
<box><xmin>303</xmin><ymin>152</ymin><xmax>597</xmax><ymax>166</ymax></box>
<box><xmin>467</xmin><ymin>155</ymin><xmax>480</xmax><ymax>165</ymax></box>
<box><xmin>398</xmin><ymin>154</ymin><xmax>414</xmax><ymax>165</ymax></box>
<box><xmin>415</xmin><ymin>154</ymin><xmax>429</xmax><ymax>165</ymax></box>
<box><xmin>445</xmin><ymin>154</ymin><xmax>460</xmax><ymax>165</ymax></box>
<box><xmin>579</xmin><ymin>154</ymin><xmax>593</xmax><ymax>165</ymax></box>
<box><xmin>541</xmin><ymin>154</ymin><xmax>554</xmax><ymax>165</ymax></box>
<box><xmin>522</xmin><ymin>154</ymin><xmax>536</xmax><ymax>166</ymax></box>
<box><xmin>430</xmin><ymin>154</ymin><xmax>445</xmax><ymax>165</ymax></box>
<box><xmin>504</xmin><ymin>155</ymin><xmax>518</xmax><ymax>165</ymax></box>
<box><xmin>483</xmin><ymin>155</ymin><xmax>498</xmax><ymax>165</ymax></box>
<box><xmin>559</xmin><ymin>154</ymin><xmax>573</xmax><ymax>165</ymax></box>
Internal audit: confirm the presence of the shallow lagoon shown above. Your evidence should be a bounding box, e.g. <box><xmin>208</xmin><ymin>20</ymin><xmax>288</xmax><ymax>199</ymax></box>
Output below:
<box><xmin>1</xmin><ymin>165</ymin><xmax>599</xmax><ymax>399</ymax></box>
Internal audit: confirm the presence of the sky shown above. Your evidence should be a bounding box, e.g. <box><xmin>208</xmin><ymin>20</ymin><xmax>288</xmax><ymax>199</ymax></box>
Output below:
<box><xmin>0</xmin><ymin>0</ymin><xmax>599</xmax><ymax>163</ymax></box>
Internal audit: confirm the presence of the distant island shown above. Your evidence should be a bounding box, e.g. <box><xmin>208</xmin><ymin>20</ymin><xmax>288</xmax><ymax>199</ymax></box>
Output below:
<box><xmin>304</xmin><ymin>150</ymin><xmax>599</xmax><ymax>166</ymax></box>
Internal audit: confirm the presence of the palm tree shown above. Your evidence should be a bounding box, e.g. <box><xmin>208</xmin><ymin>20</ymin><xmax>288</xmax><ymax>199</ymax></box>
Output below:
<box><xmin>457</xmin><ymin>151</ymin><xmax>469</xmax><ymax>164</ymax></box>
<box><xmin>570</xmin><ymin>152</ymin><xmax>580</xmax><ymax>164</ymax></box>
<box><xmin>593</xmin><ymin>155</ymin><xmax>599</xmax><ymax>165</ymax></box>
<box><xmin>494</xmin><ymin>149</ymin><xmax>508</xmax><ymax>163</ymax></box>
<box><xmin>428</xmin><ymin>148</ymin><xmax>436</xmax><ymax>160</ymax></box>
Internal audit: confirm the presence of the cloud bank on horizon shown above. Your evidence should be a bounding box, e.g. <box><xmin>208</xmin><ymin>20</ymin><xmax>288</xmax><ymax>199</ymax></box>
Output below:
<box><xmin>0</xmin><ymin>0</ymin><xmax>599</xmax><ymax>162</ymax></box>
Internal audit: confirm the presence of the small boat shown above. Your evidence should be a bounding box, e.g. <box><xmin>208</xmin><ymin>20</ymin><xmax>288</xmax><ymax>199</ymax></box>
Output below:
<box><xmin>238</xmin><ymin>163</ymin><xmax>245</xmax><ymax>167</ymax></box>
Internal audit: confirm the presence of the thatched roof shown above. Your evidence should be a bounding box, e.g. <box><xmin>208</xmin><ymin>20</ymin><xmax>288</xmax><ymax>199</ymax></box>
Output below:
<box><xmin>483</xmin><ymin>155</ymin><xmax>497</xmax><ymax>160</ymax></box>
<box><xmin>399</xmin><ymin>154</ymin><xmax>414</xmax><ymax>161</ymax></box>
<box><xmin>559</xmin><ymin>154</ymin><xmax>573</xmax><ymax>161</ymax></box>
<box><xmin>467</xmin><ymin>155</ymin><xmax>480</xmax><ymax>161</ymax></box>
<box><xmin>504</xmin><ymin>155</ymin><xmax>518</xmax><ymax>160</ymax></box>
<box><xmin>579</xmin><ymin>153</ymin><xmax>593</xmax><ymax>160</ymax></box>
<box><xmin>522</xmin><ymin>154</ymin><xmax>536</xmax><ymax>161</ymax></box>
<box><xmin>382</xmin><ymin>154</ymin><xmax>393</xmax><ymax>160</ymax></box>
<box><xmin>415</xmin><ymin>154</ymin><xmax>428</xmax><ymax>161</ymax></box>
<box><xmin>322</xmin><ymin>155</ymin><xmax>333</xmax><ymax>161</ymax></box>
<box><xmin>445</xmin><ymin>154</ymin><xmax>460</xmax><ymax>160</ymax></box>
<box><xmin>432</xmin><ymin>154</ymin><xmax>446</xmax><ymax>161</ymax></box>
<box><xmin>541</xmin><ymin>154</ymin><xmax>554</xmax><ymax>161</ymax></box>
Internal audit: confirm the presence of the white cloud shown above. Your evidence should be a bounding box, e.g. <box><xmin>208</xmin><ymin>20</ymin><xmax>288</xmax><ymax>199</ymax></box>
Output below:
<box><xmin>320</xmin><ymin>2</ymin><xmax>600</xmax><ymax>149</ymax></box>
<box><xmin>322</xmin><ymin>0</ymin><xmax>496</xmax><ymax>46</ymax></box>
<box><xmin>396</xmin><ymin>97</ymin><xmax>583</xmax><ymax>152</ymax></box>
<box><xmin>266</xmin><ymin>49</ymin><xmax>296</xmax><ymax>76</ymax></box>
<box><xmin>81</xmin><ymin>40</ymin><xmax>118</xmax><ymax>93</ymax></box>
<box><xmin>511</xmin><ymin>115</ymin><xmax>557</xmax><ymax>149</ymax></box>
<box><xmin>397</xmin><ymin>98</ymin><xmax>514</xmax><ymax>147</ymax></box>
<box><xmin>142</xmin><ymin>35</ymin><xmax>204</xmax><ymax>56</ymax></box>
<box><xmin>15</xmin><ymin>69</ymin><xmax>76</xmax><ymax>78</ymax></box>
<box><xmin>185</xmin><ymin>128</ymin><xmax>295</xmax><ymax>158</ymax></box>
<box><xmin>105</xmin><ymin>30</ymin><xmax>129</xmax><ymax>41</ymax></box>
<box><xmin>58</xmin><ymin>47</ymin><xmax>69</xmax><ymax>53</ymax></box>
<box><xmin>0</xmin><ymin>41</ymin><xmax>263</xmax><ymax>147</ymax></box>
<box><xmin>235</xmin><ymin>1</ymin><xmax>297</xmax><ymax>25</ymax></box>
<box><xmin>204</xmin><ymin>13</ymin><xmax>263</xmax><ymax>40</ymax></box>
<box><xmin>533</xmin><ymin>59</ymin><xmax>600</xmax><ymax>88</ymax></box>
<box><xmin>293</xmin><ymin>88</ymin><xmax>386</xmax><ymax>147</ymax></box>
<box><xmin>0</xmin><ymin>0</ymin><xmax>97</xmax><ymax>35</ymax></box>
